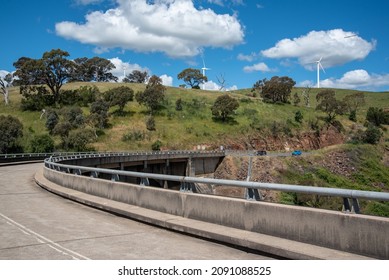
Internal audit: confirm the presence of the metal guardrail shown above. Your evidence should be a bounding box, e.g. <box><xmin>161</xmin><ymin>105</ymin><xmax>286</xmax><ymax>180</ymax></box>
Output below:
<box><xmin>43</xmin><ymin>152</ymin><xmax>389</xmax><ymax>214</ymax></box>
<box><xmin>1</xmin><ymin>150</ymin><xmax>224</xmax><ymax>163</ymax></box>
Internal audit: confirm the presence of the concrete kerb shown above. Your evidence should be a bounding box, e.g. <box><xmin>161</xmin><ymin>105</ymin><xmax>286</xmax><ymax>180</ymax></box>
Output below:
<box><xmin>34</xmin><ymin>167</ymin><xmax>373</xmax><ymax>260</ymax></box>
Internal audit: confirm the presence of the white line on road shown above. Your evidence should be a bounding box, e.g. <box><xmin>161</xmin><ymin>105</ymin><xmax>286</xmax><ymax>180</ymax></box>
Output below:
<box><xmin>0</xmin><ymin>212</ymin><xmax>90</xmax><ymax>260</ymax></box>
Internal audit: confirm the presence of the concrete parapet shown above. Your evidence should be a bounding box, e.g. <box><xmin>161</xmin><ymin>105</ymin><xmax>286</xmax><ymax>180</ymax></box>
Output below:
<box><xmin>43</xmin><ymin>167</ymin><xmax>389</xmax><ymax>259</ymax></box>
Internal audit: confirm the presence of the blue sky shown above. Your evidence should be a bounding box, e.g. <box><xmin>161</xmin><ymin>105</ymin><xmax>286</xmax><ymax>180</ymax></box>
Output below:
<box><xmin>1</xmin><ymin>0</ymin><xmax>388</xmax><ymax>92</ymax></box>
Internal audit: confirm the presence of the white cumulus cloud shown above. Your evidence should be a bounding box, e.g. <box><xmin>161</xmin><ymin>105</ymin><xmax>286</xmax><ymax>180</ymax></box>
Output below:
<box><xmin>243</xmin><ymin>62</ymin><xmax>273</xmax><ymax>73</ymax></box>
<box><xmin>300</xmin><ymin>69</ymin><xmax>389</xmax><ymax>91</ymax></box>
<box><xmin>109</xmin><ymin>57</ymin><xmax>149</xmax><ymax>81</ymax></box>
<box><xmin>56</xmin><ymin>0</ymin><xmax>244</xmax><ymax>58</ymax></box>
<box><xmin>261</xmin><ymin>29</ymin><xmax>376</xmax><ymax>69</ymax></box>
<box><xmin>321</xmin><ymin>70</ymin><xmax>389</xmax><ymax>90</ymax></box>
<box><xmin>160</xmin><ymin>74</ymin><xmax>173</xmax><ymax>86</ymax></box>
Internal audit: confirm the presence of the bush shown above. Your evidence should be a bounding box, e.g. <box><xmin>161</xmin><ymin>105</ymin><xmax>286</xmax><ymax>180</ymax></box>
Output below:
<box><xmin>66</xmin><ymin>129</ymin><xmax>95</xmax><ymax>152</ymax></box>
<box><xmin>0</xmin><ymin>115</ymin><xmax>24</xmax><ymax>153</ymax></box>
<box><xmin>175</xmin><ymin>98</ymin><xmax>183</xmax><ymax>111</ymax></box>
<box><xmin>349</xmin><ymin>110</ymin><xmax>357</xmax><ymax>122</ymax></box>
<box><xmin>30</xmin><ymin>134</ymin><xmax>54</xmax><ymax>153</ymax></box>
<box><xmin>122</xmin><ymin>130</ymin><xmax>146</xmax><ymax>142</ymax></box>
<box><xmin>20</xmin><ymin>86</ymin><xmax>55</xmax><ymax>111</ymax></box>
<box><xmin>366</xmin><ymin>107</ymin><xmax>389</xmax><ymax>126</ymax></box>
<box><xmin>294</xmin><ymin>110</ymin><xmax>303</xmax><ymax>123</ymax></box>
<box><xmin>45</xmin><ymin>111</ymin><xmax>59</xmax><ymax>134</ymax></box>
<box><xmin>146</xmin><ymin>116</ymin><xmax>156</xmax><ymax>131</ymax></box>
<box><xmin>90</xmin><ymin>99</ymin><xmax>109</xmax><ymax>129</ymax></box>
<box><xmin>104</xmin><ymin>86</ymin><xmax>134</xmax><ymax>115</ymax></box>
<box><xmin>62</xmin><ymin>106</ymin><xmax>84</xmax><ymax>128</ymax></box>
<box><xmin>363</xmin><ymin>124</ymin><xmax>382</xmax><ymax>144</ymax></box>
<box><xmin>151</xmin><ymin>140</ymin><xmax>162</xmax><ymax>151</ymax></box>
<box><xmin>78</xmin><ymin>85</ymin><xmax>98</xmax><ymax>106</ymax></box>
<box><xmin>211</xmin><ymin>94</ymin><xmax>239</xmax><ymax>122</ymax></box>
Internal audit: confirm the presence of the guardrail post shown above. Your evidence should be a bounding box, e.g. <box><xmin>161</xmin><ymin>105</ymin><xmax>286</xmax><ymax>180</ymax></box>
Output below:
<box><xmin>245</xmin><ymin>188</ymin><xmax>261</xmax><ymax>201</ymax></box>
<box><xmin>140</xmin><ymin>177</ymin><xmax>149</xmax><ymax>186</ymax></box>
<box><xmin>342</xmin><ymin>197</ymin><xmax>360</xmax><ymax>214</ymax></box>
<box><xmin>111</xmin><ymin>174</ymin><xmax>120</xmax><ymax>182</ymax></box>
<box><xmin>91</xmin><ymin>171</ymin><xmax>99</xmax><ymax>178</ymax></box>
<box><xmin>180</xmin><ymin>182</ymin><xmax>195</xmax><ymax>193</ymax></box>
<box><xmin>245</xmin><ymin>156</ymin><xmax>261</xmax><ymax>201</ymax></box>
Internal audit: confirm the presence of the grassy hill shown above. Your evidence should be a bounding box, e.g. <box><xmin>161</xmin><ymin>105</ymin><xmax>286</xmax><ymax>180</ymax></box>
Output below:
<box><xmin>1</xmin><ymin>82</ymin><xmax>388</xmax><ymax>152</ymax></box>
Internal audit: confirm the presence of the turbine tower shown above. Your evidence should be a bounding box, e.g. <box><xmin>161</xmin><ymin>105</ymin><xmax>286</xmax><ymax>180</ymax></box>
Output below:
<box><xmin>315</xmin><ymin>57</ymin><xmax>325</xmax><ymax>88</ymax></box>
<box><xmin>201</xmin><ymin>55</ymin><xmax>210</xmax><ymax>90</ymax></box>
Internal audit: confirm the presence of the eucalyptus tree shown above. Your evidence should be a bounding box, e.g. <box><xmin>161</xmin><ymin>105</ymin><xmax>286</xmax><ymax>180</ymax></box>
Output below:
<box><xmin>177</xmin><ymin>68</ymin><xmax>207</xmax><ymax>89</ymax></box>
<box><xmin>13</xmin><ymin>49</ymin><xmax>75</xmax><ymax>102</ymax></box>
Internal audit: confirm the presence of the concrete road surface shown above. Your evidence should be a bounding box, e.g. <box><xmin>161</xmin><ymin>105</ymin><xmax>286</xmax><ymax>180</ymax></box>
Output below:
<box><xmin>0</xmin><ymin>163</ymin><xmax>274</xmax><ymax>260</ymax></box>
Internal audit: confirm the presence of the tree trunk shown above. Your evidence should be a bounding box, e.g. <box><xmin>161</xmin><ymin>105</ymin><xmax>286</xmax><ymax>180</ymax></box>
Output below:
<box><xmin>1</xmin><ymin>88</ymin><xmax>9</xmax><ymax>106</ymax></box>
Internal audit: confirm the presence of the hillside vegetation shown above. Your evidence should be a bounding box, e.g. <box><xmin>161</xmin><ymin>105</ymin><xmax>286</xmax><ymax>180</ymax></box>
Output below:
<box><xmin>1</xmin><ymin>82</ymin><xmax>388</xmax><ymax>152</ymax></box>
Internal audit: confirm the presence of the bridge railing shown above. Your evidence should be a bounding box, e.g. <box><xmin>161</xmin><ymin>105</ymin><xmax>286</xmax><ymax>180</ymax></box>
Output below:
<box><xmin>44</xmin><ymin>153</ymin><xmax>389</xmax><ymax>214</ymax></box>
<box><xmin>1</xmin><ymin>150</ymin><xmax>224</xmax><ymax>163</ymax></box>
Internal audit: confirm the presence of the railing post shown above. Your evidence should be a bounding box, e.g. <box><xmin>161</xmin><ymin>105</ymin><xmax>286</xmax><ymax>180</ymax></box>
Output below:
<box><xmin>342</xmin><ymin>198</ymin><xmax>360</xmax><ymax>214</ymax></box>
<box><xmin>140</xmin><ymin>177</ymin><xmax>149</xmax><ymax>186</ymax></box>
<box><xmin>111</xmin><ymin>174</ymin><xmax>120</xmax><ymax>182</ymax></box>
<box><xmin>245</xmin><ymin>156</ymin><xmax>261</xmax><ymax>201</ymax></box>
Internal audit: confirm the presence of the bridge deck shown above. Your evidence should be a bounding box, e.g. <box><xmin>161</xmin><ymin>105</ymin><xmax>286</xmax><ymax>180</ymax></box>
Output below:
<box><xmin>0</xmin><ymin>163</ymin><xmax>272</xmax><ymax>260</ymax></box>
<box><xmin>35</xmin><ymin>166</ymin><xmax>373</xmax><ymax>260</ymax></box>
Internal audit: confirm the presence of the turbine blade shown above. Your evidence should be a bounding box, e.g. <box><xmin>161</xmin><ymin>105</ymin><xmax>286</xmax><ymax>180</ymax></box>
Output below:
<box><xmin>319</xmin><ymin>62</ymin><xmax>325</xmax><ymax>73</ymax></box>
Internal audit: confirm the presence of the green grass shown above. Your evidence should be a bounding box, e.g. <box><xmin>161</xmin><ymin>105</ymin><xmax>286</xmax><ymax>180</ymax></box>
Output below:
<box><xmin>277</xmin><ymin>144</ymin><xmax>389</xmax><ymax>216</ymax></box>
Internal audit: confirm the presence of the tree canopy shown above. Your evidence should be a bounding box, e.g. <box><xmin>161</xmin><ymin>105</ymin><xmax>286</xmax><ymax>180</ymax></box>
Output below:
<box><xmin>13</xmin><ymin>49</ymin><xmax>75</xmax><ymax>102</ymax></box>
<box><xmin>253</xmin><ymin>76</ymin><xmax>295</xmax><ymax>103</ymax></box>
<box><xmin>211</xmin><ymin>94</ymin><xmax>239</xmax><ymax>122</ymax></box>
<box><xmin>177</xmin><ymin>68</ymin><xmax>207</xmax><ymax>89</ymax></box>
<box><xmin>13</xmin><ymin>51</ymin><xmax>118</xmax><ymax>103</ymax></box>
<box><xmin>104</xmin><ymin>86</ymin><xmax>134</xmax><ymax>115</ymax></box>
<box><xmin>123</xmin><ymin>70</ymin><xmax>149</xmax><ymax>83</ymax></box>
<box><xmin>316</xmin><ymin>89</ymin><xmax>347</xmax><ymax>123</ymax></box>
<box><xmin>69</xmin><ymin>56</ymin><xmax>117</xmax><ymax>82</ymax></box>
<box><xmin>136</xmin><ymin>75</ymin><xmax>166</xmax><ymax>113</ymax></box>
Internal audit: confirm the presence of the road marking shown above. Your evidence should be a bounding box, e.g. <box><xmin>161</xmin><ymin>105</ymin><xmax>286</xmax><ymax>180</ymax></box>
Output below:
<box><xmin>0</xmin><ymin>212</ymin><xmax>90</xmax><ymax>260</ymax></box>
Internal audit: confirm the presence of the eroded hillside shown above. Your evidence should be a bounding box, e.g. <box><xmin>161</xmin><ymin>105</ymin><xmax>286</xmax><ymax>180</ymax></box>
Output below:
<box><xmin>211</xmin><ymin>144</ymin><xmax>389</xmax><ymax>217</ymax></box>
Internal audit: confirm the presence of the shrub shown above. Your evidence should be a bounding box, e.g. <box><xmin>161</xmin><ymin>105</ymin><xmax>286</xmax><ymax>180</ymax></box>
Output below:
<box><xmin>175</xmin><ymin>98</ymin><xmax>183</xmax><ymax>111</ymax></box>
<box><xmin>211</xmin><ymin>94</ymin><xmax>239</xmax><ymax>122</ymax></box>
<box><xmin>122</xmin><ymin>130</ymin><xmax>146</xmax><ymax>142</ymax></box>
<box><xmin>66</xmin><ymin>129</ymin><xmax>95</xmax><ymax>152</ymax></box>
<box><xmin>45</xmin><ymin>111</ymin><xmax>59</xmax><ymax>134</ymax></box>
<box><xmin>0</xmin><ymin>115</ymin><xmax>24</xmax><ymax>153</ymax></box>
<box><xmin>146</xmin><ymin>116</ymin><xmax>156</xmax><ymax>131</ymax></box>
<box><xmin>30</xmin><ymin>134</ymin><xmax>54</xmax><ymax>153</ymax></box>
<box><xmin>294</xmin><ymin>110</ymin><xmax>303</xmax><ymax>123</ymax></box>
<box><xmin>104</xmin><ymin>86</ymin><xmax>134</xmax><ymax>115</ymax></box>
<box><xmin>20</xmin><ymin>86</ymin><xmax>55</xmax><ymax>111</ymax></box>
<box><xmin>363</xmin><ymin>124</ymin><xmax>382</xmax><ymax>144</ymax></box>
<box><xmin>151</xmin><ymin>140</ymin><xmax>162</xmax><ymax>151</ymax></box>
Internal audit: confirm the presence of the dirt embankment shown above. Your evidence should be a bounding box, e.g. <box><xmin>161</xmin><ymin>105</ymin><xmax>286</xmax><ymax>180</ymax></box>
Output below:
<box><xmin>212</xmin><ymin>155</ymin><xmax>286</xmax><ymax>202</ymax></box>
<box><xmin>219</xmin><ymin>126</ymin><xmax>344</xmax><ymax>151</ymax></box>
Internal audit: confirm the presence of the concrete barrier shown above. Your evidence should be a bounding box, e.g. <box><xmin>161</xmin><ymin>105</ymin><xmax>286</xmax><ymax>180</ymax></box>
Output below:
<box><xmin>43</xmin><ymin>167</ymin><xmax>389</xmax><ymax>259</ymax></box>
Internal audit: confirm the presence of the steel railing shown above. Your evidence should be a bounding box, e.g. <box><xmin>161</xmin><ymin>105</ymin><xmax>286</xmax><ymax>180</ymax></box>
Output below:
<box><xmin>43</xmin><ymin>152</ymin><xmax>389</xmax><ymax>214</ymax></box>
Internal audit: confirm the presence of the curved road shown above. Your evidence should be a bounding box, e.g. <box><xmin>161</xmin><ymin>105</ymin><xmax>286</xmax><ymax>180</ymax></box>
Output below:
<box><xmin>0</xmin><ymin>163</ymin><xmax>273</xmax><ymax>260</ymax></box>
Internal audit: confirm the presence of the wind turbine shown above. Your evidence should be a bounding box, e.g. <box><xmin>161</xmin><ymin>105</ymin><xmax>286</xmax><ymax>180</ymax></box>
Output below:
<box><xmin>315</xmin><ymin>57</ymin><xmax>325</xmax><ymax>88</ymax></box>
<box><xmin>201</xmin><ymin>55</ymin><xmax>210</xmax><ymax>90</ymax></box>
